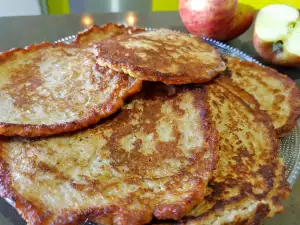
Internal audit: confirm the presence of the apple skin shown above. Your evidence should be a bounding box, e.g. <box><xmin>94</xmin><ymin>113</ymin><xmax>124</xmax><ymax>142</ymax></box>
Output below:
<box><xmin>179</xmin><ymin>0</ymin><xmax>255</xmax><ymax>41</ymax></box>
<box><xmin>253</xmin><ymin>32</ymin><xmax>300</xmax><ymax>67</ymax></box>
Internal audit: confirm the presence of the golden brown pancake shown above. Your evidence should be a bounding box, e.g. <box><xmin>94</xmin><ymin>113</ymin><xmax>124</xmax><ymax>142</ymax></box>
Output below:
<box><xmin>0</xmin><ymin>83</ymin><xmax>218</xmax><ymax>225</ymax></box>
<box><xmin>218</xmin><ymin>56</ymin><xmax>300</xmax><ymax>136</ymax></box>
<box><xmin>95</xmin><ymin>29</ymin><xmax>226</xmax><ymax>84</ymax></box>
<box><xmin>153</xmin><ymin>82</ymin><xmax>290</xmax><ymax>225</ymax></box>
<box><xmin>0</xmin><ymin>42</ymin><xmax>142</xmax><ymax>137</ymax></box>
<box><xmin>73</xmin><ymin>23</ymin><xmax>144</xmax><ymax>47</ymax></box>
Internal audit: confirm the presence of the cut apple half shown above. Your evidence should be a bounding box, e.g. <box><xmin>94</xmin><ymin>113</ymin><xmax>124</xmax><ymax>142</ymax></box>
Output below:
<box><xmin>286</xmin><ymin>20</ymin><xmax>300</xmax><ymax>56</ymax></box>
<box><xmin>254</xmin><ymin>4</ymin><xmax>300</xmax><ymax>66</ymax></box>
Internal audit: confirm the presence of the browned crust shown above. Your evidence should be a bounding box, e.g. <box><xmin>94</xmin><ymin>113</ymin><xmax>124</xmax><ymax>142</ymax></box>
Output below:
<box><xmin>73</xmin><ymin>23</ymin><xmax>145</xmax><ymax>45</ymax></box>
<box><xmin>215</xmin><ymin>76</ymin><xmax>262</xmax><ymax>112</ymax></box>
<box><xmin>95</xmin><ymin>31</ymin><xmax>226</xmax><ymax>85</ymax></box>
<box><xmin>0</xmin><ymin>140</ymin><xmax>54</xmax><ymax>224</ymax></box>
<box><xmin>0</xmin><ymin>139</ymin><xmax>153</xmax><ymax>224</ymax></box>
<box><xmin>0</xmin><ymin>41</ymin><xmax>75</xmax><ymax>61</ymax></box>
<box><xmin>279</xmin><ymin>84</ymin><xmax>300</xmax><ymax>136</ymax></box>
<box><xmin>224</xmin><ymin>57</ymin><xmax>300</xmax><ymax>137</ymax></box>
<box><xmin>97</xmin><ymin>53</ymin><xmax>225</xmax><ymax>85</ymax></box>
<box><xmin>212</xmin><ymin>81</ymin><xmax>279</xmax><ymax>154</ymax></box>
<box><xmin>198</xmin><ymin>87</ymin><xmax>219</xmax><ymax>171</ymax></box>
<box><xmin>215</xmin><ymin>76</ymin><xmax>275</xmax><ymax>130</ymax></box>
<box><xmin>169</xmin><ymin>83</ymin><xmax>290</xmax><ymax>225</ymax></box>
<box><xmin>0</xmin><ymin>84</ymin><xmax>218</xmax><ymax>225</ymax></box>
<box><xmin>178</xmin><ymin>202</ymin><xmax>270</xmax><ymax>225</ymax></box>
<box><xmin>0</xmin><ymin>42</ymin><xmax>143</xmax><ymax>137</ymax></box>
<box><xmin>98</xmin><ymin>58</ymin><xmax>225</xmax><ymax>85</ymax></box>
<box><xmin>277</xmin><ymin>164</ymin><xmax>291</xmax><ymax>201</ymax></box>
<box><xmin>214</xmin><ymin>82</ymin><xmax>291</xmax><ymax>208</ymax></box>
<box><xmin>254</xmin><ymin>64</ymin><xmax>300</xmax><ymax>137</ymax></box>
<box><xmin>241</xmin><ymin>203</ymin><xmax>270</xmax><ymax>225</ymax></box>
<box><xmin>0</xmin><ymin>157</ymin><xmax>119</xmax><ymax>225</ymax></box>
<box><xmin>148</xmin><ymin>85</ymin><xmax>219</xmax><ymax>221</ymax></box>
<box><xmin>152</xmin><ymin>82</ymin><xmax>290</xmax><ymax>225</ymax></box>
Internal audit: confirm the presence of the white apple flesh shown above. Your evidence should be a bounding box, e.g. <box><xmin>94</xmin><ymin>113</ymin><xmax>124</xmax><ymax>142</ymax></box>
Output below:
<box><xmin>254</xmin><ymin>4</ymin><xmax>300</xmax><ymax>66</ymax></box>
<box><xmin>286</xmin><ymin>20</ymin><xmax>300</xmax><ymax>56</ymax></box>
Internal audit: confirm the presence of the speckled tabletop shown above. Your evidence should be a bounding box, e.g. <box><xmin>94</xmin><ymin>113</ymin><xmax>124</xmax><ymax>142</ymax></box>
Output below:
<box><xmin>0</xmin><ymin>12</ymin><xmax>299</xmax><ymax>225</ymax></box>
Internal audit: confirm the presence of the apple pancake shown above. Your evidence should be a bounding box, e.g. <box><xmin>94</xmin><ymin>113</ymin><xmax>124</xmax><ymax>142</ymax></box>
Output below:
<box><xmin>156</xmin><ymin>82</ymin><xmax>290</xmax><ymax>225</ymax></box>
<box><xmin>218</xmin><ymin>56</ymin><xmax>300</xmax><ymax>136</ymax></box>
<box><xmin>0</xmin><ymin>83</ymin><xmax>218</xmax><ymax>225</ymax></box>
<box><xmin>73</xmin><ymin>23</ymin><xmax>144</xmax><ymax>47</ymax></box>
<box><xmin>0</xmin><ymin>42</ymin><xmax>142</xmax><ymax>137</ymax></box>
<box><xmin>95</xmin><ymin>29</ymin><xmax>226</xmax><ymax>84</ymax></box>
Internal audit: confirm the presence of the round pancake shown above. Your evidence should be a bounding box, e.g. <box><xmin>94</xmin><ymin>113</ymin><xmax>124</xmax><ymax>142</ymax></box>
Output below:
<box><xmin>221</xmin><ymin>56</ymin><xmax>300</xmax><ymax>136</ymax></box>
<box><xmin>73</xmin><ymin>23</ymin><xmax>145</xmax><ymax>47</ymax></box>
<box><xmin>95</xmin><ymin>29</ymin><xmax>226</xmax><ymax>85</ymax></box>
<box><xmin>0</xmin><ymin>83</ymin><xmax>218</xmax><ymax>225</ymax></box>
<box><xmin>0</xmin><ymin>42</ymin><xmax>142</xmax><ymax>137</ymax></box>
<box><xmin>176</xmin><ymin>83</ymin><xmax>290</xmax><ymax>225</ymax></box>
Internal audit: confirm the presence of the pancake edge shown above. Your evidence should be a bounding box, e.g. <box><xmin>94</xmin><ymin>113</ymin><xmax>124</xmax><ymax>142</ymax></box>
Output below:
<box><xmin>0</xmin><ymin>42</ymin><xmax>142</xmax><ymax>137</ymax></box>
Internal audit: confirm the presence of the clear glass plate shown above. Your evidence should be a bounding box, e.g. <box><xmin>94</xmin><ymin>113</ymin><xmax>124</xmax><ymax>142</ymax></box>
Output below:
<box><xmin>55</xmin><ymin>33</ymin><xmax>300</xmax><ymax>187</ymax></box>
<box><xmin>33</xmin><ymin>33</ymin><xmax>292</xmax><ymax>225</ymax></box>
<box><xmin>200</xmin><ymin>37</ymin><xmax>300</xmax><ymax>187</ymax></box>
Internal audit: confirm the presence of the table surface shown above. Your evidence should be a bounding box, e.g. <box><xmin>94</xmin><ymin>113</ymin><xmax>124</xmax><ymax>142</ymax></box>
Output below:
<box><xmin>0</xmin><ymin>12</ymin><xmax>299</xmax><ymax>225</ymax></box>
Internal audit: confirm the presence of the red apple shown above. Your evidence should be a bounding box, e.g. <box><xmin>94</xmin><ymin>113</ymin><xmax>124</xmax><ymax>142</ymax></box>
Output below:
<box><xmin>179</xmin><ymin>0</ymin><xmax>255</xmax><ymax>41</ymax></box>
<box><xmin>253</xmin><ymin>4</ymin><xmax>300</xmax><ymax>66</ymax></box>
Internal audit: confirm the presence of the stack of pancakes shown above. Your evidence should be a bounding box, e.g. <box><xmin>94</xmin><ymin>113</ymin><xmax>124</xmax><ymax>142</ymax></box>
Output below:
<box><xmin>0</xmin><ymin>24</ymin><xmax>299</xmax><ymax>225</ymax></box>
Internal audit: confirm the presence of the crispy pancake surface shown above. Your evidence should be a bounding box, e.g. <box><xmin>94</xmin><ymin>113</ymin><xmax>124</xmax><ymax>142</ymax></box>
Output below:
<box><xmin>0</xmin><ymin>83</ymin><xmax>218</xmax><ymax>225</ymax></box>
<box><xmin>0</xmin><ymin>42</ymin><xmax>142</xmax><ymax>137</ymax></box>
<box><xmin>73</xmin><ymin>23</ymin><xmax>144</xmax><ymax>47</ymax></box>
<box><xmin>174</xmin><ymin>83</ymin><xmax>290</xmax><ymax>225</ymax></box>
<box><xmin>95</xmin><ymin>29</ymin><xmax>226</xmax><ymax>84</ymax></box>
<box><xmin>220</xmin><ymin>56</ymin><xmax>300</xmax><ymax>136</ymax></box>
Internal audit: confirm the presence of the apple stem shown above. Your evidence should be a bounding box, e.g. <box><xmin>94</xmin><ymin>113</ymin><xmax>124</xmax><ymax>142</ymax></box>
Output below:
<box><xmin>272</xmin><ymin>41</ymin><xmax>283</xmax><ymax>54</ymax></box>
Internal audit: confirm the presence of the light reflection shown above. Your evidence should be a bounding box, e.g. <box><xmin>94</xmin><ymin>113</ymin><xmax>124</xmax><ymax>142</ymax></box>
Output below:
<box><xmin>81</xmin><ymin>14</ymin><xmax>94</xmax><ymax>28</ymax></box>
<box><xmin>126</xmin><ymin>12</ymin><xmax>137</xmax><ymax>26</ymax></box>
<box><xmin>187</xmin><ymin>0</ymin><xmax>207</xmax><ymax>10</ymax></box>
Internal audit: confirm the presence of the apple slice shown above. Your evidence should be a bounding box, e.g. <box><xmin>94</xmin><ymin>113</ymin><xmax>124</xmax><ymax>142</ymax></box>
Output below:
<box><xmin>253</xmin><ymin>4</ymin><xmax>300</xmax><ymax>66</ymax></box>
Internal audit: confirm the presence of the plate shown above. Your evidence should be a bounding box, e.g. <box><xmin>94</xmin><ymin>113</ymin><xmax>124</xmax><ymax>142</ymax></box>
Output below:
<box><xmin>2</xmin><ymin>32</ymin><xmax>298</xmax><ymax>225</ymax></box>
<box><xmin>200</xmin><ymin>37</ymin><xmax>300</xmax><ymax>187</ymax></box>
<box><xmin>55</xmin><ymin>33</ymin><xmax>300</xmax><ymax>187</ymax></box>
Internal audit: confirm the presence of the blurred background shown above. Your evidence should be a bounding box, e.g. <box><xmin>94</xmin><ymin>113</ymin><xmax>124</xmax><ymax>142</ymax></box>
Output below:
<box><xmin>0</xmin><ymin>0</ymin><xmax>299</xmax><ymax>17</ymax></box>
